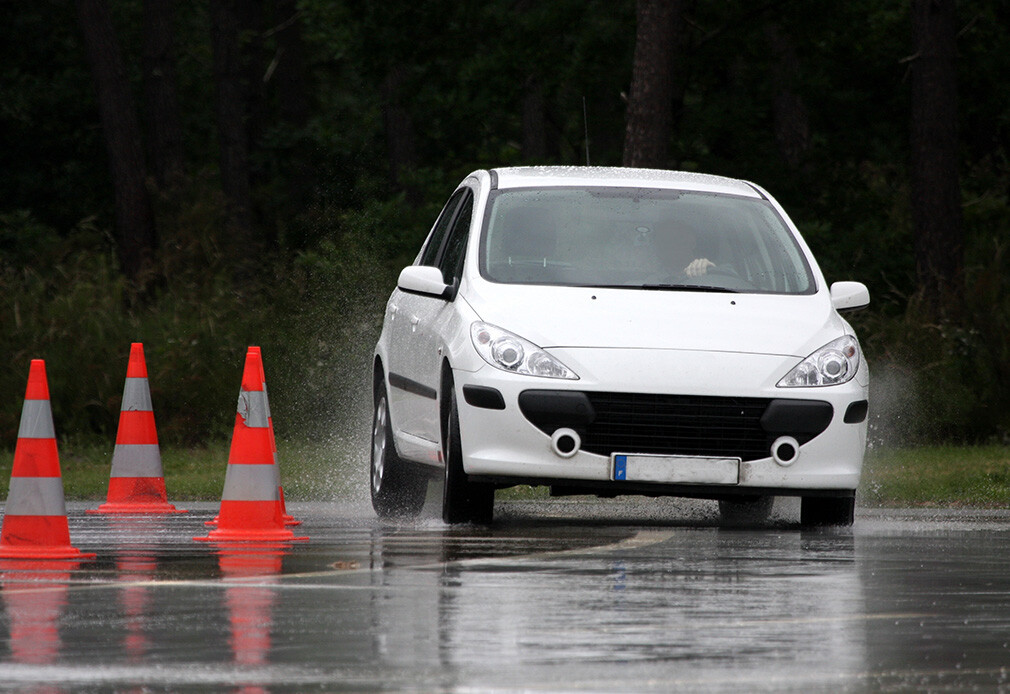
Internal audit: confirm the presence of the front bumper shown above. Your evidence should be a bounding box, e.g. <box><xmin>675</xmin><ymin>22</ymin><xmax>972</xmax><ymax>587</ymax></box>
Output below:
<box><xmin>453</xmin><ymin>349</ymin><xmax>868</xmax><ymax>496</ymax></box>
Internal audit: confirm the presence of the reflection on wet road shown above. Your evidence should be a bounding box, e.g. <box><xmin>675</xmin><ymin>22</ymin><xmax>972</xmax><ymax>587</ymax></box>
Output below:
<box><xmin>1</xmin><ymin>500</ymin><xmax>1010</xmax><ymax>692</ymax></box>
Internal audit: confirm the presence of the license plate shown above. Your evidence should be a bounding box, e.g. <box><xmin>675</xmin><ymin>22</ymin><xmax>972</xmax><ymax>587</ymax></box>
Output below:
<box><xmin>611</xmin><ymin>453</ymin><xmax>740</xmax><ymax>485</ymax></box>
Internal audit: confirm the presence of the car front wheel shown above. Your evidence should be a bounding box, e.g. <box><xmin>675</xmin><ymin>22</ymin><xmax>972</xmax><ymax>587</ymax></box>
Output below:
<box><xmin>371</xmin><ymin>382</ymin><xmax>427</xmax><ymax>518</ymax></box>
<box><xmin>800</xmin><ymin>496</ymin><xmax>855</xmax><ymax>527</ymax></box>
<box><xmin>442</xmin><ymin>383</ymin><xmax>494</xmax><ymax>525</ymax></box>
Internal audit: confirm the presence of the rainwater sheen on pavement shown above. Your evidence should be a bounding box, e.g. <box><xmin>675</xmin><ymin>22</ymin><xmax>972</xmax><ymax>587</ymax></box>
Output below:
<box><xmin>1</xmin><ymin>498</ymin><xmax>1009</xmax><ymax>692</ymax></box>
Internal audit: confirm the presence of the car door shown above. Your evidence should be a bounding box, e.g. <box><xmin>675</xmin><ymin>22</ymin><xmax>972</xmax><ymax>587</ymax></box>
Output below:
<box><xmin>386</xmin><ymin>189</ymin><xmax>467</xmax><ymax>443</ymax></box>
<box><xmin>412</xmin><ymin>189</ymin><xmax>474</xmax><ymax>442</ymax></box>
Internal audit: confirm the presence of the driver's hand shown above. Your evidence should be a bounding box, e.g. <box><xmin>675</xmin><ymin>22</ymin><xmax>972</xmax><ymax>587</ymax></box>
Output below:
<box><xmin>684</xmin><ymin>258</ymin><xmax>716</xmax><ymax>277</ymax></box>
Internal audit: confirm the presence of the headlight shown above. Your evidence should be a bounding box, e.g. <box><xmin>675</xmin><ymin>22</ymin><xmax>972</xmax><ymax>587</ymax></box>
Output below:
<box><xmin>470</xmin><ymin>322</ymin><xmax>579</xmax><ymax>379</ymax></box>
<box><xmin>777</xmin><ymin>335</ymin><xmax>861</xmax><ymax>387</ymax></box>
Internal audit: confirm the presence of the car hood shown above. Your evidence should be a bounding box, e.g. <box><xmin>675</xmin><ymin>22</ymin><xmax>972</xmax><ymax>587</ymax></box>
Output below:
<box><xmin>461</xmin><ymin>282</ymin><xmax>847</xmax><ymax>358</ymax></box>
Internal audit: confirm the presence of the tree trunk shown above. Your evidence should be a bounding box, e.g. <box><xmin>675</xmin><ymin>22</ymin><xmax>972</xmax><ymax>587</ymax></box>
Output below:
<box><xmin>382</xmin><ymin>65</ymin><xmax>420</xmax><ymax>204</ymax></box>
<box><xmin>210</xmin><ymin>0</ymin><xmax>255</xmax><ymax>263</ymax></box>
<box><xmin>272</xmin><ymin>0</ymin><xmax>309</xmax><ymax>130</ymax></box>
<box><xmin>522</xmin><ymin>76</ymin><xmax>548</xmax><ymax>161</ymax></box>
<box><xmin>765</xmin><ymin>22</ymin><xmax>810</xmax><ymax>170</ymax></box>
<box><xmin>622</xmin><ymin>0</ymin><xmax>689</xmax><ymax>169</ymax></box>
<box><xmin>910</xmin><ymin>0</ymin><xmax>963</xmax><ymax>318</ymax></box>
<box><xmin>271</xmin><ymin>0</ymin><xmax>312</xmax><ymax>222</ymax></box>
<box><xmin>142</xmin><ymin>0</ymin><xmax>185</xmax><ymax>191</ymax></box>
<box><xmin>75</xmin><ymin>0</ymin><xmax>158</xmax><ymax>286</ymax></box>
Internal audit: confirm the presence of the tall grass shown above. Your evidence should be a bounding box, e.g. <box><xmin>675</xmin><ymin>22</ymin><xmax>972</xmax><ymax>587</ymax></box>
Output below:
<box><xmin>860</xmin><ymin>445</ymin><xmax>1010</xmax><ymax>508</ymax></box>
<box><xmin>0</xmin><ymin>437</ymin><xmax>369</xmax><ymax>502</ymax></box>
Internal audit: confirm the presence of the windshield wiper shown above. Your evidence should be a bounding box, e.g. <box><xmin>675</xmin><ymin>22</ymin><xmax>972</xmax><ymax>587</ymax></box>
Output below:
<box><xmin>638</xmin><ymin>283</ymin><xmax>739</xmax><ymax>293</ymax></box>
<box><xmin>574</xmin><ymin>283</ymin><xmax>740</xmax><ymax>293</ymax></box>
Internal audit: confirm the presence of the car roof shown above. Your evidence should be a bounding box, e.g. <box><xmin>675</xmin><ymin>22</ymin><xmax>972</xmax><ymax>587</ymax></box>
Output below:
<box><xmin>489</xmin><ymin>166</ymin><xmax>763</xmax><ymax>198</ymax></box>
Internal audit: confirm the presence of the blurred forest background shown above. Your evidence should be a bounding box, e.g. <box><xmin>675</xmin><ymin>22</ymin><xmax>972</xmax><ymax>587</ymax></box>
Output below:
<box><xmin>1</xmin><ymin>0</ymin><xmax>1008</xmax><ymax>452</ymax></box>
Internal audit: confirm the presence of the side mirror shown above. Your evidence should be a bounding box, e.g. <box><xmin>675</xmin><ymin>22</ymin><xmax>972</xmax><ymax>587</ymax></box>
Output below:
<box><xmin>830</xmin><ymin>281</ymin><xmax>870</xmax><ymax>313</ymax></box>
<box><xmin>397</xmin><ymin>265</ymin><xmax>452</xmax><ymax>299</ymax></box>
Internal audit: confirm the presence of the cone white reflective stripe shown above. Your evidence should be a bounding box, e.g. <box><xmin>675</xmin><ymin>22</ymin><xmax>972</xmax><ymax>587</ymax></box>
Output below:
<box><xmin>237</xmin><ymin>390</ymin><xmax>269</xmax><ymax>429</ymax></box>
<box><xmin>221</xmin><ymin>465</ymin><xmax>280</xmax><ymax>502</ymax></box>
<box><xmin>4</xmin><ymin>478</ymin><xmax>68</xmax><ymax>517</ymax></box>
<box><xmin>121</xmin><ymin>378</ymin><xmax>154</xmax><ymax>411</ymax></box>
<box><xmin>108</xmin><ymin>444</ymin><xmax>162</xmax><ymax>477</ymax></box>
<box><xmin>17</xmin><ymin>401</ymin><xmax>56</xmax><ymax>440</ymax></box>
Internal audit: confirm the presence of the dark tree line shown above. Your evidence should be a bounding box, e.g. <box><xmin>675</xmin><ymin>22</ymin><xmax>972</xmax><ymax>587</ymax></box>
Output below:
<box><xmin>0</xmin><ymin>1</ymin><xmax>994</xmax><ymax>316</ymax></box>
<box><xmin>56</xmin><ymin>0</ymin><xmax>980</xmax><ymax>320</ymax></box>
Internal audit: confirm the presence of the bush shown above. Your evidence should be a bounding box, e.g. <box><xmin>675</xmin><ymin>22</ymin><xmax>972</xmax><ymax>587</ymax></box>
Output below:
<box><xmin>0</xmin><ymin>200</ymin><xmax>404</xmax><ymax>450</ymax></box>
<box><xmin>856</xmin><ymin>243</ymin><xmax>1010</xmax><ymax>447</ymax></box>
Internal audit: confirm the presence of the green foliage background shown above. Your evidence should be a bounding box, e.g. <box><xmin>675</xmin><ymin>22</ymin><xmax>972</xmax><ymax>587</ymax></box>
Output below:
<box><xmin>1</xmin><ymin>1</ymin><xmax>1009</xmax><ymax>453</ymax></box>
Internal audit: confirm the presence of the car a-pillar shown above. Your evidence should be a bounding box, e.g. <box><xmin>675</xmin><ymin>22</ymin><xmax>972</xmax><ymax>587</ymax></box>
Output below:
<box><xmin>440</xmin><ymin>361</ymin><xmax>494</xmax><ymax>525</ymax></box>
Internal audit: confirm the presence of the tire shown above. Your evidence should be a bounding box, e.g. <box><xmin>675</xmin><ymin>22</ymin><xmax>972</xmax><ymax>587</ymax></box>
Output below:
<box><xmin>442</xmin><ymin>385</ymin><xmax>494</xmax><ymax>525</ymax></box>
<box><xmin>800</xmin><ymin>496</ymin><xmax>855</xmax><ymax>527</ymax></box>
<box><xmin>718</xmin><ymin>495</ymin><xmax>774</xmax><ymax>525</ymax></box>
<box><xmin>370</xmin><ymin>382</ymin><xmax>427</xmax><ymax>518</ymax></box>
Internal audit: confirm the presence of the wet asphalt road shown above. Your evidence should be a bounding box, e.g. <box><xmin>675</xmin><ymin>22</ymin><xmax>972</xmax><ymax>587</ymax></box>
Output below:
<box><xmin>1</xmin><ymin>497</ymin><xmax>1010</xmax><ymax>692</ymax></box>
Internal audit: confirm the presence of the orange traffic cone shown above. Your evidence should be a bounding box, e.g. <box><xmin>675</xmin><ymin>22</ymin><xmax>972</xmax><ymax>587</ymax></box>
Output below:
<box><xmin>249</xmin><ymin>346</ymin><xmax>300</xmax><ymax>527</ymax></box>
<box><xmin>0</xmin><ymin>360</ymin><xmax>95</xmax><ymax>560</ymax></box>
<box><xmin>203</xmin><ymin>346</ymin><xmax>300</xmax><ymax>528</ymax></box>
<box><xmin>195</xmin><ymin>349</ymin><xmax>307</xmax><ymax>543</ymax></box>
<box><xmin>91</xmin><ymin>343</ymin><xmax>185</xmax><ymax>514</ymax></box>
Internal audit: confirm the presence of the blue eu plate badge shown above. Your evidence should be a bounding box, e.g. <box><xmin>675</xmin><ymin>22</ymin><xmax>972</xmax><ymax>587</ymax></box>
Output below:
<box><xmin>613</xmin><ymin>455</ymin><xmax>628</xmax><ymax>480</ymax></box>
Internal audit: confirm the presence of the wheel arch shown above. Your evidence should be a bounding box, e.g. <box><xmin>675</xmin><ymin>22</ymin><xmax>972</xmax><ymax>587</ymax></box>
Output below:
<box><xmin>372</xmin><ymin>355</ymin><xmax>386</xmax><ymax>395</ymax></box>
<box><xmin>371</xmin><ymin>355</ymin><xmax>400</xmax><ymax>460</ymax></box>
<box><xmin>439</xmin><ymin>358</ymin><xmax>455</xmax><ymax>454</ymax></box>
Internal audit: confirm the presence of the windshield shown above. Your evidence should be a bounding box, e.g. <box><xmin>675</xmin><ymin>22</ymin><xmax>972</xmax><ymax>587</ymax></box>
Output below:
<box><xmin>479</xmin><ymin>187</ymin><xmax>815</xmax><ymax>294</ymax></box>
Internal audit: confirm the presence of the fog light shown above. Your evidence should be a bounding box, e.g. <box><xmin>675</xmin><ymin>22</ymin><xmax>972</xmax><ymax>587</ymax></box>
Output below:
<box><xmin>771</xmin><ymin>436</ymin><xmax>800</xmax><ymax>467</ymax></box>
<box><xmin>550</xmin><ymin>428</ymin><xmax>581</xmax><ymax>458</ymax></box>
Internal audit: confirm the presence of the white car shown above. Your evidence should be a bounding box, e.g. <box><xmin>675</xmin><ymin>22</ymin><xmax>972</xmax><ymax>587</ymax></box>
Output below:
<box><xmin>370</xmin><ymin>166</ymin><xmax>869</xmax><ymax>526</ymax></box>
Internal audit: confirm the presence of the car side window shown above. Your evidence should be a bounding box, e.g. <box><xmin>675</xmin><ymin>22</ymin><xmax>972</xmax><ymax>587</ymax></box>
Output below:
<box><xmin>419</xmin><ymin>189</ymin><xmax>465</xmax><ymax>267</ymax></box>
<box><xmin>438</xmin><ymin>190</ymin><xmax>474</xmax><ymax>286</ymax></box>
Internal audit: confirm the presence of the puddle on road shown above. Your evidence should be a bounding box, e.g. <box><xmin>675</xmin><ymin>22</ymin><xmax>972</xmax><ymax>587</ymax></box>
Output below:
<box><xmin>1</xmin><ymin>502</ymin><xmax>1009</xmax><ymax>692</ymax></box>
<box><xmin>0</xmin><ymin>501</ymin><xmax>642</xmax><ymax>692</ymax></box>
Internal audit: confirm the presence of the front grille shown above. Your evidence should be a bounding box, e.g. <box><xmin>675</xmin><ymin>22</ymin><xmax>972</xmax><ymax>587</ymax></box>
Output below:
<box><xmin>517</xmin><ymin>390</ymin><xmax>834</xmax><ymax>462</ymax></box>
<box><xmin>581</xmin><ymin>392</ymin><xmax>772</xmax><ymax>461</ymax></box>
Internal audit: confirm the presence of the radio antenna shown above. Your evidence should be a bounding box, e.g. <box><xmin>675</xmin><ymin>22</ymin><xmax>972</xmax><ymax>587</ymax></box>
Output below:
<box><xmin>582</xmin><ymin>96</ymin><xmax>591</xmax><ymax>166</ymax></box>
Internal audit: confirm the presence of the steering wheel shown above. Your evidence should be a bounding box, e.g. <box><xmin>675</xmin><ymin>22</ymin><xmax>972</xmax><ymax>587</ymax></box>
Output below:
<box><xmin>702</xmin><ymin>265</ymin><xmax>742</xmax><ymax>279</ymax></box>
